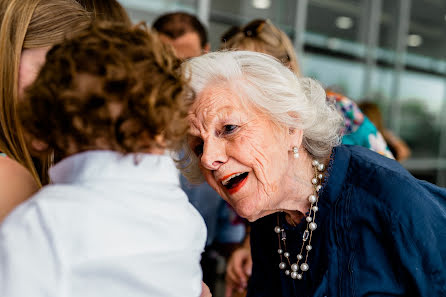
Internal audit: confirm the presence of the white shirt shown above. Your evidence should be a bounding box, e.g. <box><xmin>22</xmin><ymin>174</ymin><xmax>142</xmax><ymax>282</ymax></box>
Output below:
<box><xmin>0</xmin><ymin>151</ymin><xmax>206</xmax><ymax>297</ymax></box>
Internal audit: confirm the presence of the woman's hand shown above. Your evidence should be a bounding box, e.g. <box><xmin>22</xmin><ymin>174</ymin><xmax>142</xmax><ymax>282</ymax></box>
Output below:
<box><xmin>225</xmin><ymin>245</ymin><xmax>252</xmax><ymax>297</ymax></box>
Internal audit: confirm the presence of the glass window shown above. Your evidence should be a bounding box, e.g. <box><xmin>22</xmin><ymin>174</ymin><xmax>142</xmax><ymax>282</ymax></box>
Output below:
<box><xmin>306</xmin><ymin>0</ymin><xmax>364</xmax><ymax>59</ymax></box>
<box><xmin>370</xmin><ymin>0</ymin><xmax>446</xmax><ymax>183</ymax></box>
<box><xmin>398</xmin><ymin>70</ymin><xmax>444</xmax><ymax>158</ymax></box>
<box><xmin>120</xmin><ymin>0</ymin><xmax>198</xmax><ymax>23</ymax></box>
<box><xmin>407</xmin><ymin>0</ymin><xmax>446</xmax><ymax>63</ymax></box>
<box><xmin>208</xmin><ymin>0</ymin><xmax>297</xmax><ymax>50</ymax></box>
<box><xmin>303</xmin><ymin>53</ymin><xmax>365</xmax><ymax>99</ymax></box>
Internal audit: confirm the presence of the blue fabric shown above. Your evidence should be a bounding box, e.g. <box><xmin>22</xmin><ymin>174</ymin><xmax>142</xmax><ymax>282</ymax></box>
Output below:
<box><xmin>247</xmin><ymin>145</ymin><xmax>446</xmax><ymax>297</ymax></box>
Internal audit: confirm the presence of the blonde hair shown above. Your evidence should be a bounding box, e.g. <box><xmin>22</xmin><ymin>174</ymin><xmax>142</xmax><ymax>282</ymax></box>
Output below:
<box><xmin>220</xmin><ymin>19</ymin><xmax>301</xmax><ymax>76</ymax></box>
<box><xmin>0</xmin><ymin>0</ymin><xmax>91</xmax><ymax>186</ymax></box>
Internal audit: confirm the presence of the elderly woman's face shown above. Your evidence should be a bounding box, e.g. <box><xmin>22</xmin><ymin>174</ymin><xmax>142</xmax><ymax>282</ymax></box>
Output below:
<box><xmin>188</xmin><ymin>86</ymin><xmax>296</xmax><ymax>222</ymax></box>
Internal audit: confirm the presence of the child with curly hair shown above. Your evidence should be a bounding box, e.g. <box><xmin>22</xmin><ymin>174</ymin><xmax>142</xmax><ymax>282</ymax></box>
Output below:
<box><xmin>0</xmin><ymin>22</ymin><xmax>207</xmax><ymax>297</ymax></box>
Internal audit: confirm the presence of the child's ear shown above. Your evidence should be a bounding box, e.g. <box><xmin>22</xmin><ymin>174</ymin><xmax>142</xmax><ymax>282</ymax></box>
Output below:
<box><xmin>26</xmin><ymin>134</ymin><xmax>50</xmax><ymax>157</ymax></box>
<box><xmin>31</xmin><ymin>139</ymin><xmax>49</xmax><ymax>152</ymax></box>
<box><xmin>22</xmin><ymin>129</ymin><xmax>50</xmax><ymax>156</ymax></box>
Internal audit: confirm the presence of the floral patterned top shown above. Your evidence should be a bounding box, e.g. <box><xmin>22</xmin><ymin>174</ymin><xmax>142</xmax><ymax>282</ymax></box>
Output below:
<box><xmin>326</xmin><ymin>91</ymin><xmax>394</xmax><ymax>159</ymax></box>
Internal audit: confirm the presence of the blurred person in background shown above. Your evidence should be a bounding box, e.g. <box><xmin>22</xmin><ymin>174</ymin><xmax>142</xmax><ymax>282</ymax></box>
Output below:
<box><xmin>219</xmin><ymin>19</ymin><xmax>395</xmax><ymax>297</ymax></box>
<box><xmin>153</xmin><ymin>12</ymin><xmax>246</xmax><ymax>295</ymax></box>
<box><xmin>153</xmin><ymin>11</ymin><xmax>210</xmax><ymax>60</ymax></box>
<box><xmin>359</xmin><ymin>101</ymin><xmax>411</xmax><ymax>162</ymax></box>
<box><xmin>0</xmin><ymin>0</ymin><xmax>91</xmax><ymax>221</ymax></box>
<box><xmin>181</xmin><ymin>50</ymin><xmax>446</xmax><ymax>297</ymax></box>
<box><xmin>0</xmin><ymin>21</ymin><xmax>208</xmax><ymax>297</ymax></box>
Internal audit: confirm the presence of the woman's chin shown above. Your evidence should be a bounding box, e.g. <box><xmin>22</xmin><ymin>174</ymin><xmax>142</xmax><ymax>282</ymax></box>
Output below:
<box><xmin>225</xmin><ymin>189</ymin><xmax>265</xmax><ymax>221</ymax></box>
<box><xmin>233</xmin><ymin>203</ymin><xmax>262</xmax><ymax>222</ymax></box>
<box><xmin>245</xmin><ymin>215</ymin><xmax>260</xmax><ymax>223</ymax></box>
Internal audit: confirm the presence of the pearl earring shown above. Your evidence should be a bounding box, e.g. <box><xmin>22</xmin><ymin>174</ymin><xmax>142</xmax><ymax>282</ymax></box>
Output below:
<box><xmin>293</xmin><ymin>147</ymin><xmax>299</xmax><ymax>159</ymax></box>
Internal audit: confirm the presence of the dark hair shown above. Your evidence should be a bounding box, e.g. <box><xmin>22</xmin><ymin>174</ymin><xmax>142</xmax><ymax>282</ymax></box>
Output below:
<box><xmin>76</xmin><ymin>0</ymin><xmax>132</xmax><ymax>26</ymax></box>
<box><xmin>19</xmin><ymin>22</ymin><xmax>191</xmax><ymax>156</ymax></box>
<box><xmin>152</xmin><ymin>12</ymin><xmax>208</xmax><ymax>48</ymax></box>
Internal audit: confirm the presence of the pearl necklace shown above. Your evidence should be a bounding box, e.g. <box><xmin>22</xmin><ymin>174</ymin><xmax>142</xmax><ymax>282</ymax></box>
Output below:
<box><xmin>274</xmin><ymin>159</ymin><xmax>325</xmax><ymax>280</ymax></box>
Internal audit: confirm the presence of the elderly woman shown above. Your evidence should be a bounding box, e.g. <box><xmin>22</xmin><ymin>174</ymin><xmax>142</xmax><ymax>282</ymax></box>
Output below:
<box><xmin>219</xmin><ymin>19</ymin><xmax>395</xmax><ymax>295</ymax></box>
<box><xmin>181</xmin><ymin>51</ymin><xmax>446</xmax><ymax>297</ymax></box>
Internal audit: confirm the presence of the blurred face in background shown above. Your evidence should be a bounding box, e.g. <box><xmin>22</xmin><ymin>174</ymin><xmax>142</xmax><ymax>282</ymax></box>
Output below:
<box><xmin>158</xmin><ymin>31</ymin><xmax>209</xmax><ymax>60</ymax></box>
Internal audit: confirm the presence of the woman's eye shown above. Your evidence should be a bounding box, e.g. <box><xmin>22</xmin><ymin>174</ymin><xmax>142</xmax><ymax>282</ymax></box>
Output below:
<box><xmin>222</xmin><ymin>124</ymin><xmax>238</xmax><ymax>135</ymax></box>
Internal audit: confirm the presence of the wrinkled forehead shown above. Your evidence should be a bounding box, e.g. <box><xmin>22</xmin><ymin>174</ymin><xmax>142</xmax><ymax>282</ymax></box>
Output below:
<box><xmin>189</xmin><ymin>84</ymin><xmax>253</xmax><ymax>118</ymax></box>
<box><xmin>188</xmin><ymin>86</ymin><xmax>236</xmax><ymax>130</ymax></box>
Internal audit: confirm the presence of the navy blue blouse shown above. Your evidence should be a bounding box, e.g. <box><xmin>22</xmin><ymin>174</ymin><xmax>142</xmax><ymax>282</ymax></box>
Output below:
<box><xmin>247</xmin><ymin>145</ymin><xmax>446</xmax><ymax>297</ymax></box>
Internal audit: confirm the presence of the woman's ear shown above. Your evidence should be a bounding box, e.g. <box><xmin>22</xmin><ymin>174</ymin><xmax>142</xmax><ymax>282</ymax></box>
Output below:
<box><xmin>288</xmin><ymin>127</ymin><xmax>304</xmax><ymax>150</ymax></box>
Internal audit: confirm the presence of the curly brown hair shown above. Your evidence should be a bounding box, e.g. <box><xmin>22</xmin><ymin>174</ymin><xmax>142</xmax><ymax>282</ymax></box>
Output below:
<box><xmin>19</xmin><ymin>21</ymin><xmax>191</xmax><ymax>156</ymax></box>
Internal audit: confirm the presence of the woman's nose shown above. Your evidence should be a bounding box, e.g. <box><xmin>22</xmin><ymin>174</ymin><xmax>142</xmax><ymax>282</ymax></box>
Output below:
<box><xmin>200</xmin><ymin>139</ymin><xmax>227</xmax><ymax>170</ymax></box>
